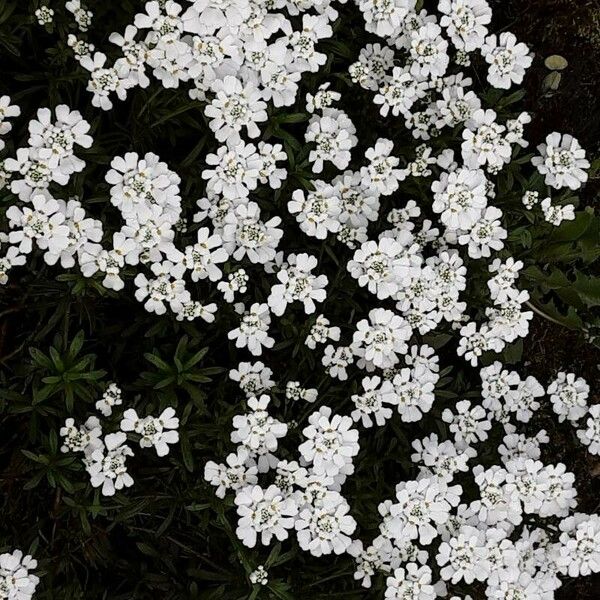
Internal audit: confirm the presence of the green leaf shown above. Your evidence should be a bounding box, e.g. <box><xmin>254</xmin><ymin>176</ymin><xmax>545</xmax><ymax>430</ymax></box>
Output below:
<box><xmin>180</xmin><ymin>434</ymin><xmax>194</xmax><ymax>473</ymax></box>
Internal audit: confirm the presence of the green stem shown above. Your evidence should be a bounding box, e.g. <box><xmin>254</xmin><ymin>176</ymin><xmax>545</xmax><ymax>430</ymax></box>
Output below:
<box><xmin>525</xmin><ymin>300</ymin><xmax>569</xmax><ymax>328</ymax></box>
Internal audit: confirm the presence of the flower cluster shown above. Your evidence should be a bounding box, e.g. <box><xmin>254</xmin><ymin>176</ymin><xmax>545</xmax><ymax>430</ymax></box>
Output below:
<box><xmin>60</xmin><ymin>382</ymin><xmax>179</xmax><ymax>495</ymax></box>
<box><xmin>4</xmin><ymin>0</ymin><xmax>598</xmax><ymax>597</ymax></box>
<box><xmin>0</xmin><ymin>550</ymin><xmax>39</xmax><ymax>599</ymax></box>
<box><xmin>197</xmin><ymin>1</ymin><xmax>599</xmax><ymax>597</ymax></box>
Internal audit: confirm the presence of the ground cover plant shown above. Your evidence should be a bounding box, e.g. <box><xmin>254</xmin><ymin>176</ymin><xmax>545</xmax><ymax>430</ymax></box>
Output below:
<box><xmin>0</xmin><ymin>0</ymin><xmax>599</xmax><ymax>599</ymax></box>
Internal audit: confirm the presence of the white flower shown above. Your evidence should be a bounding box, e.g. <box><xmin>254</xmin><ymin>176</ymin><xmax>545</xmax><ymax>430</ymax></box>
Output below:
<box><xmin>268</xmin><ymin>253</ymin><xmax>328</xmax><ymax>316</ymax></box>
<box><xmin>411</xmin><ymin>434</ymin><xmax>473</xmax><ymax>483</ymax></box>
<box><xmin>80</xmin><ymin>52</ymin><xmax>127</xmax><ymax>111</ymax></box>
<box><xmin>228</xmin><ymin>303</ymin><xmax>274</xmax><ymax>357</ymax></box>
<box><xmin>432</xmin><ymin>167</ymin><xmax>488</xmax><ymax>230</ymax></box>
<box><xmin>60</xmin><ymin>416</ymin><xmax>102</xmax><ymax>456</ymax></box>
<box><xmin>457</xmin><ymin>322</ymin><xmax>504</xmax><ymax>366</ymax></box>
<box><xmin>231</xmin><ymin>395</ymin><xmax>287</xmax><ymax>472</ymax></box>
<box><xmin>205</xmin><ymin>76</ymin><xmax>267</xmax><ymax>142</ymax></box>
<box><xmin>305</xmin><ymin>314</ymin><xmax>341</xmax><ymax>349</ymax></box>
<box><xmin>35</xmin><ymin>6</ymin><xmax>54</xmax><ymax>25</ymax></box>
<box><xmin>249</xmin><ymin>565</ymin><xmax>268</xmax><ymax>586</ymax></box>
<box><xmin>385</xmin><ymin>563</ymin><xmax>436</xmax><ymax>600</ymax></box>
<box><xmin>577</xmin><ymin>405</ymin><xmax>600</xmax><ymax>455</ymax></box>
<box><xmin>217</xmin><ymin>268</ymin><xmax>249</xmax><ymax>303</ymax></box>
<box><xmin>306</xmin><ymin>82</ymin><xmax>341</xmax><ymax>113</ymax></box>
<box><xmin>290</xmin><ymin>14</ymin><xmax>332</xmax><ymax>73</ymax></box>
<box><xmin>44</xmin><ymin>198</ymin><xmax>103</xmax><ymax>269</ymax></box>
<box><xmin>505</xmin><ymin>374</ymin><xmax>544</xmax><ymax>422</ymax></box>
<box><xmin>472</xmin><ymin>465</ymin><xmax>522</xmax><ymax>526</ymax></box>
<box><xmin>0</xmin><ymin>246</ymin><xmax>26</xmax><ymax>285</ymax></box>
<box><xmin>351</xmin><ymin>308</ymin><xmax>412</xmax><ymax>371</ymax></box>
<box><xmin>351</xmin><ymin>376</ymin><xmax>397</xmax><ymax>428</ymax></box>
<box><xmin>442</xmin><ymin>400</ymin><xmax>491</xmax><ymax>444</ymax></box>
<box><xmin>5</xmin><ymin>147</ymin><xmax>69</xmax><ymax>201</ymax></box>
<box><xmin>295</xmin><ymin>491</ymin><xmax>357</xmax><ymax>556</ymax></box>
<box><xmin>333</xmin><ymin>171</ymin><xmax>380</xmax><ymax>228</ymax></box>
<box><xmin>120</xmin><ymin>407</ymin><xmax>179</xmax><ymax>456</ymax></box>
<box><xmin>68</xmin><ymin>34</ymin><xmax>95</xmax><ymax>61</ymax></box>
<box><xmin>305</xmin><ymin>108</ymin><xmax>357</xmax><ymax>173</ymax></box>
<box><xmin>348</xmin><ymin>541</ymin><xmax>386</xmax><ymax>588</ymax></box>
<box><xmin>0</xmin><ymin>549</ymin><xmax>39</xmax><ymax>600</ymax></box>
<box><xmin>259</xmin><ymin>44</ymin><xmax>302</xmax><ymax>108</ymax></box>
<box><xmin>388</xmin><ymin>478</ymin><xmax>461</xmax><ymax>546</ymax></box>
<box><xmin>498</xmin><ymin>430</ymin><xmax>548</xmax><ymax>465</ymax></box>
<box><xmin>96</xmin><ymin>382</ymin><xmax>123</xmax><ymax>417</ymax></box>
<box><xmin>547</xmin><ymin>372</ymin><xmax>589</xmax><ymax>423</ymax></box>
<box><xmin>80</xmin><ymin>233</ymin><xmax>136</xmax><ymax>292</ymax></box>
<box><xmin>183</xmin><ymin>227</ymin><xmax>228</xmax><ymax>281</ymax></box>
<box><xmin>350</xmin><ymin>43</ymin><xmax>395</xmax><ymax>90</ymax></box>
<box><xmin>532</xmin><ymin>132</ymin><xmax>590</xmax><ymax>190</ymax></box>
<box><xmin>192</xmin><ymin>0</ymin><xmax>251</xmax><ymax>31</ymax></box>
<box><xmin>6</xmin><ymin>194</ymin><xmax>70</xmax><ymax>257</ymax></box>
<box><xmin>487</xmin><ymin>257</ymin><xmax>524</xmax><ymax>303</ymax></box>
<box><xmin>134</xmin><ymin>261</ymin><xmax>191</xmax><ymax>315</ymax></box>
<box><xmin>488</xmin><ymin>299</ymin><xmax>532</xmax><ymax>346</ymax></box>
<box><xmin>506</xmin><ymin>111</ymin><xmax>532</xmax><ymax>148</ymax></box>
<box><xmin>299</xmin><ymin>406</ymin><xmax>359</xmax><ymax>477</ymax></box>
<box><xmin>357</xmin><ymin>0</ymin><xmax>413</xmax><ymax>38</ymax></box>
<box><xmin>229</xmin><ymin>361</ymin><xmax>275</xmax><ymax>398</ymax></box>
<box><xmin>459</xmin><ymin>206</ymin><xmax>507</xmax><ymax>258</ymax></box>
<box><xmin>540</xmin><ymin>198</ymin><xmax>576</xmax><ymax>226</ymax></box>
<box><xmin>286</xmin><ymin>381</ymin><xmax>318</xmax><ymax>403</ymax></box>
<box><xmin>202</xmin><ymin>140</ymin><xmax>262</xmax><ymax>199</ymax></box>
<box><xmin>556</xmin><ymin>514</ymin><xmax>600</xmax><ymax>577</ymax></box>
<box><xmin>257</xmin><ymin>142</ymin><xmax>287</xmax><ymax>189</ymax></box>
<box><xmin>521</xmin><ymin>190</ymin><xmax>540</xmax><ymax>209</ymax></box>
<box><xmin>436</xmin><ymin>525</ymin><xmax>490</xmax><ymax>584</ymax></box>
<box><xmin>204</xmin><ymin>450</ymin><xmax>258</xmax><ymax>499</ymax></box>
<box><xmin>482</xmin><ymin>32</ymin><xmax>533</xmax><ymax>89</ymax></box>
<box><xmin>505</xmin><ymin>457</ymin><xmax>551</xmax><ymax>514</ymax></box>
<box><xmin>176</xmin><ymin>300</ymin><xmax>217</xmax><ymax>323</ymax></box>
<box><xmin>234</xmin><ymin>484</ymin><xmax>298</xmax><ymax>547</ymax></box>
<box><xmin>439</xmin><ymin>0</ymin><xmax>492</xmax><ymax>51</ymax></box>
<box><xmin>28</xmin><ymin>105</ymin><xmax>92</xmax><ymax>173</ymax></box>
<box><xmin>105</xmin><ymin>151</ymin><xmax>181</xmax><ymax>223</ymax></box>
<box><xmin>288</xmin><ymin>181</ymin><xmax>341</xmax><ymax>240</ymax></box>
<box><xmin>409</xmin><ymin>23</ymin><xmax>449</xmax><ymax>79</ymax></box>
<box><xmin>538</xmin><ymin>463</ymin><xmax>577</xmax><ymax>518</ymax></box>
<box><xmin>86</xmin><ymin>432</ymin><xmax>134</xmax><ymax>496</ymax></box>
<box><xmin>361</xmin><ymin>138</ymin><xmax>406</xmax><ymax>196</ymax></box>
<box><xmin>462</xmin><ymin>109</ymin><xmax>511</xmax><ymax>172</ymax></box>
<box><xmin>436</xmin><ymin>82</ymin><xmax>481</xmax><ymax>129</ymax></box>
<box><xmin>348</xmin><ymin>238</ymin><xmax>414</xmax><ymax>299</ymax></box>
<box><xmin>66</xmin><ymin>0</ymin><xmax>93</xmax><ymax>32</ymax></box>
<box><xmin>374</xmin><ymin>66</ymin><xmax>426</xmax><ymax>118</ymax></box>
<box><xmin>0</xmin><ymin>95</ymin><xmax>20</xmax><ymax>142</ymax></box>
<box><xmin>391</xmin><ymin>367</ymin><xmax>436</xmax><ymax>423</ymax></box>
<box><xmin>222</xmin><ymin>202</ymin><xmax>283</xmax><ymax>264</ymax></box>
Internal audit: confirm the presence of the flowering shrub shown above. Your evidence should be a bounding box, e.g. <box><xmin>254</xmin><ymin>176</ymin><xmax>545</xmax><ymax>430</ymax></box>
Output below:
<box><xmin>0</xmin><ymin>0</ymin><xmax>599</xmax><ymax>598</ymax></box>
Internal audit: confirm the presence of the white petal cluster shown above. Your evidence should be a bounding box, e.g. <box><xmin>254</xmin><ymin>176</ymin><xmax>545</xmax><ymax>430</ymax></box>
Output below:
<box><xmin>230</xmin><ymin>395</ymin><xmax>288</xmax><ymax>472</ymax></box>
<box><xmin>0</xmin><ymin>550</ymin><xmax>39</xmax><ymax>599</ymax></box>
<box><xmin>120</xmin><ymin>407</ymin><xmax>180</xmax><ymax>456</ymax></box>
<box><xmin>0</xmin><ymin>96</ymin><xmax>20</xmax><ymax>152</ymax></box>
<box><xmin>547</xmin><ymin>372</ymin><xmax>590</xmax><ymax>423</ymax></box>
<box><xmin>577</xmin><ymin>405</ymin><xmax>600</xmax><ymax>456</ymax></box>
<box><xmin>458</xmin><ymin>261</ymin><xmax>532</xmax><ymax>366</ymax></box>
<box><xmin>59</xmin><ymin>383</ymin><xmax>179</xmax><ymax>495</ymax></box>
<box><xmin>532</xmin><ymin>132</ymin><xmax>590</xmax><ymax>191</ymax></box>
